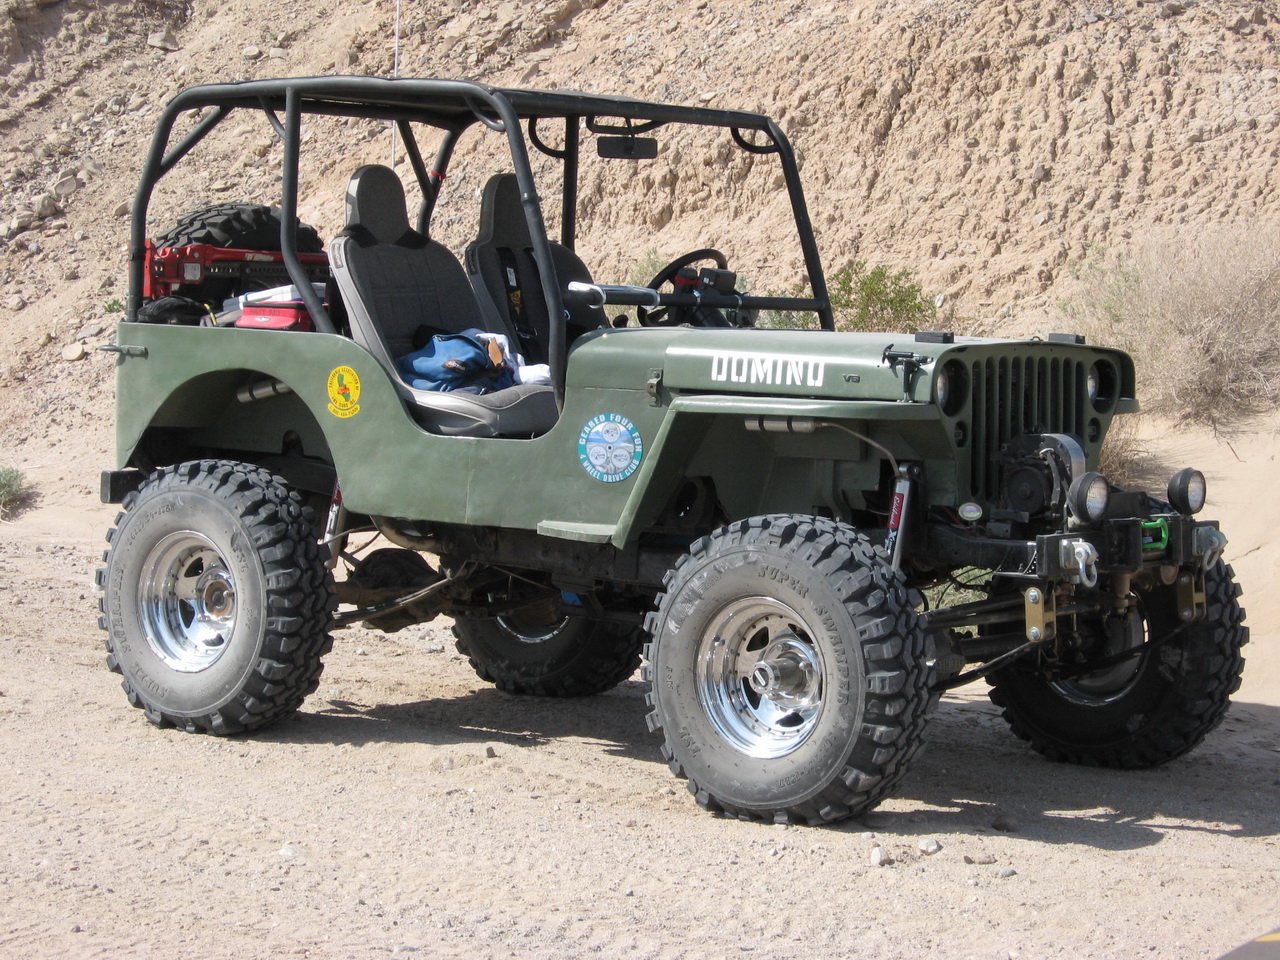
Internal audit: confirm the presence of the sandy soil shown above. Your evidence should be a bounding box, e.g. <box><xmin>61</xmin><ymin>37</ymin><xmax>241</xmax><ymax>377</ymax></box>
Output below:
<box><xmin>1</xmin><ymin>419</ymin><xmax>1277</xmax><ymax>960</ymax></box>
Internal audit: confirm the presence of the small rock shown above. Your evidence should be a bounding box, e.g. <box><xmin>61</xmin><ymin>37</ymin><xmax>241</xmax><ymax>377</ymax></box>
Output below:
<box><xmin>998</xmin><ymin>867</ymin><xmax>1018</xmax><ymax>879</ymax></box>
<box><xmin>26</xmin><ymin>242</ymin><xmax>41</xmax><ymax>254</ymax></box>
<box><xmin>147</xmin><ymin>27</ymin><xmax>181</xmax><ymax>51</ymax></box>
<box><xmin>8</xmin><ymin>295</ymin><xmax>26</xmax><ymax>311</ymax></box>
<box><xmin>35</xmin><ymin>194</ymin><xmax>60</xmax><ymax>219</ymax></box>
<box><xmin>278</xmin><ymin>845</ymin><xmax>299</xmax><ymax>858</ymax></box>
<box><xmin>485</xmin><ymin>746</ymin><xmax>497</xmax><ymax>758</ymax></box>
<box><xmin>1162</xmin><ymin>1</ymin><xmax>1185</xmax><ymax>15</ymax></box>
<box><xmin>1084</xmin><ymin>12</ymin><xmax>1099</xmax><ymax>23</ymax></box>
<box><xmin>1227</xmin><ymin>15</ymin><xmax>1253</xmax><ymax>34</ymax></box>
<box><xmin>870</xmin><ymin>846</ymin><xmax>889</xmax><ymax>867</ymax></box>
<box><xmin>439</xmin><ymin>756</ymin><xmax>455</xmax><ymax>771</ymax></box>
<box><xmin>860</xmin><ymin>831</ymin><xmax>875</xmax><ymax>840</ymax></box>
<box><xmin>53</xmin><ymin>176</ymin><xmax>79</xmax><ymax>198</ymax></box>
<box><xmin>1252</xmin><ymin>6</ymin><xmax>1267</xmax><ymax>25</ymax></box>
<box><xmin>242</xmin><ymin>45</ymin><xmax>263</xmax><ymax>60</ymax></box>
<box><xmin>76</xmin><ymin>323</ymin><xmax>104</xmax><ymax>340</ymax></box>
<box><xmin>965</xmin><ymin>853</ymin><xmax>998</xmax><ymax>865</ymax></box>
<box><xmin>62</xmin><ymin>342</ymin><xmax>87</xmax><ymax>362</ymax></box>
<box><xmin>425</xmin><ymin>642</ymin><xmax>444</xmax><ymax>653</ymax></box>
<box><xmin>268</xmin><ymin>47</ymin><xmax>287</xmax><ymax>59</ymax></box>
<box><xmin>1031</xmin><ymin>164</ymin><xmax>1050</xmax><ymax>182</ymax></box>
<box><xmin>355</xmin><ymin>647</ymin><xmax>367</xmax><ymax>656</ymax></box>
<box><xmin>63</xmin><ymin>266</ymin><xmax>80</xmax><ymax>282</ymax></box>
<box><xmin>113</xmin><ymin>201</ymin><xmax>130</xmax><ymax>217</ymax></box>
<box><xmin>71</xmin><ymin>924</ymin><xmax>82</xmax><ymax>933</ymax></box>
<box><xmin>918</xmin><ymin>838</ymin><xmax>942</xmax><ymax>855</ymax></box>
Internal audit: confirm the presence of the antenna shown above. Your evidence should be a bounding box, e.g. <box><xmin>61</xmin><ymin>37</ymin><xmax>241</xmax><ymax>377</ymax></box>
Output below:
<box><xmin>389</xmin><ymin>0</ymin><xmax>401</xmax><ymax>166</ymax></box>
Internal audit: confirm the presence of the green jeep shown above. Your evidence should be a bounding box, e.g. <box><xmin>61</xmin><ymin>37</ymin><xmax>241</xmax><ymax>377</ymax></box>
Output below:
<box><xmin>98</xmin><ymin>77</ymin><xmax>1247</xmax><ymax>825</ymax></box>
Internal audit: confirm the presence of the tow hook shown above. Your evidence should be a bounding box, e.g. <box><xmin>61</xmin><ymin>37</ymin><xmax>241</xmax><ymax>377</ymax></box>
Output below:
<box><xmin>1194</xmin><ymin>527</ymin><xmax>1228</xmax><ymax>570</ymax></box>
<box><xmin>1059</xmin><ymin>537</ymin><xmax>1100</xmax><ymax>588</ymax></box>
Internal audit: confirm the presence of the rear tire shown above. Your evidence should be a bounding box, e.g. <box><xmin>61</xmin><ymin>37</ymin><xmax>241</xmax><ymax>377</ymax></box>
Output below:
<box><xmin>97</xmin><ymin>460</ymin><xmax>335</xmax><ymax>734</ymax></box>
<box><xmin>987</xmin><ymin>561</ymin><xmax>1247</xmax><ymax>767</ymax></box>
<box><xmin>453</xmin><ymin>602</ymin><xmax>643</xmax><ymax>697</ymax></box>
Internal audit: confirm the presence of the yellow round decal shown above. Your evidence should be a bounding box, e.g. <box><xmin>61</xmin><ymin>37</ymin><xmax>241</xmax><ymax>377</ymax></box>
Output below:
<box><xmin>326</xmin><ymin>366</ymin><xmax>361</xmax><ymax>418</ymax></box>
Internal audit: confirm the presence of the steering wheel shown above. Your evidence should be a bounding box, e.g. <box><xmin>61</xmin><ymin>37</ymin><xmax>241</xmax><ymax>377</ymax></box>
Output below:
<box><xmin>636</xmin><ymin>248</ymin><xmax>729</xmax><ymax>326</ymax></box>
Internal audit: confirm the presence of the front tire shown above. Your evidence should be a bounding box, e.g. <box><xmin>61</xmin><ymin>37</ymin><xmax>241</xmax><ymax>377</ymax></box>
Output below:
<box><xmin>452</xmin><ymin>601</ymin><xmax>643</xmax><ymax>697</ymax></box>
<box><xmin>987</xmin><ymin>561</ymin><xmax>1247</xmax><ymax>767</ymax></box>
<box><xmin>645</xmin><ymin>515</ymin><xmax>932</xmax><ymax>825</ymax></box>
<box><xmin>97</xmin><ymin>460</ymin><xmax>335</xmax><ymax>734</ymax></box>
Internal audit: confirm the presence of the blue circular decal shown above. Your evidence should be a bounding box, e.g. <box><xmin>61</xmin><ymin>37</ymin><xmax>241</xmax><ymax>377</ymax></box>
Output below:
<box><xmin>578</xmin><ymin>414</ymin><xmax>643</xmax><ymax>483</ymax></box>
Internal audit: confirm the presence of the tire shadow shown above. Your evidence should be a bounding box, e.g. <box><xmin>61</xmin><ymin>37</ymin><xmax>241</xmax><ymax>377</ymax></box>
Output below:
<box><xmin>857</xmin><ymin>693</ymin><xmax>1280</xmax><ymax>850</ymax></box>
<box><xmin>261</xmin><ymin>678</ymin><xmax>661</xmax><ymax>764</ymax></box>
<box><xmin>263</xmin><ymin>677</ymin><xmax>1280</xmax><ymax>848</ymax></box>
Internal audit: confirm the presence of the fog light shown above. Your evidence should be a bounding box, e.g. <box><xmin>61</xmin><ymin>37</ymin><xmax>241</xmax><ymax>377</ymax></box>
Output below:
<box><xmin>1067</xmin><ymin>471</ymin><xmax>1110</xmax><ymax>522</ymax></box>
<box><xmin>1168</xmin><ymin>468</ymin><xmax>1207</xmax><ymax>515</ymax></box>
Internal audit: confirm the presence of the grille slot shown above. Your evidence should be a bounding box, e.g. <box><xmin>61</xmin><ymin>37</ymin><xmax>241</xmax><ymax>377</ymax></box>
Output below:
<box><xmin>968</xmin><ymin>354</ymin><xmax>1087</xmax><ymax>500</ymax></box>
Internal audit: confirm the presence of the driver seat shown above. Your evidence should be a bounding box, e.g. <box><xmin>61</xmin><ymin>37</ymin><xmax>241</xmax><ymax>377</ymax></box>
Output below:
<box><xmin>465</xmin><ymin>173</ymin><xmax>605</xmax><ymax>365</ymax></box>
<box><xmin>330</xmin><ymin>164</ymin><xmax>557</xmax><ymax>438</ymax></box>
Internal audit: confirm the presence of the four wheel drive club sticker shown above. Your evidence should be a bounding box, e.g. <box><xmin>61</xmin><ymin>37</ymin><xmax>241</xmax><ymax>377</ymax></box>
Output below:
<box><xmin>578</xmin><ymin>414</ymin><xmax>643</xmax><ymax>482</ymax></box>
<box><xmin>326</xmin><ymin>366</ymin><xmax>361</xmax><ymax>418</ymax></box>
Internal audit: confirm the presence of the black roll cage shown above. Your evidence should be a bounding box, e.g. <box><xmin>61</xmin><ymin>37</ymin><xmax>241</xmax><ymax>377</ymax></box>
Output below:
<box><xmin>129</xmin><ymin>76</ymin><xmax>835</xmax><ymax>406</ymax></box>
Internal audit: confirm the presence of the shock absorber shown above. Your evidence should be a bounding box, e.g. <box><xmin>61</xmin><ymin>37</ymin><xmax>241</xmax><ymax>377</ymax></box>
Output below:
<box><xmin>884</xmin><ymin>464</ymin><xmax>915</xmax><ymax>570</ymax></box>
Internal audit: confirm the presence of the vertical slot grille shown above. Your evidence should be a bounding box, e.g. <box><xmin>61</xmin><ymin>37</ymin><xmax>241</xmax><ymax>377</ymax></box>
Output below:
<box><xmin>968</xmin><ymin>353</ymin><xmax>1087</xmax><ymax>500</ymax></box>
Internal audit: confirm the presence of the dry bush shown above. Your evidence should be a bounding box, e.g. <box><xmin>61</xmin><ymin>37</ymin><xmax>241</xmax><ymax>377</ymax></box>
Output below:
<box><xmin>1068</xmin><ymin>223</ymin><xmax>1280</xmax><ymax>430</ymax></box>
<box><xmin>1096</xmin><ymin>414</ymin><xmax>1162</xmax><ymax>492</ymax></box>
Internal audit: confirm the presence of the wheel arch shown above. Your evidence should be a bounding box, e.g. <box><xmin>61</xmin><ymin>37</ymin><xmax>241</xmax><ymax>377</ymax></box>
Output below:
<box><xmin>612</xmin><ymin>402</ymin><xmax>907</xmax><ymax>546</ymax></box>
<box><xmin>122</xmin><ymin>367</ymin><xmax>336</xmax><ymax>495</ymax></box>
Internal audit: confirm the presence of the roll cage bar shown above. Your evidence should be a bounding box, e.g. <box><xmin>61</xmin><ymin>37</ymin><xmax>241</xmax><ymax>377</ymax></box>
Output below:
<box><xmin>129</xmin><ymin>76</ymin><xmax>835</xmax><ymax>406</ymax></box>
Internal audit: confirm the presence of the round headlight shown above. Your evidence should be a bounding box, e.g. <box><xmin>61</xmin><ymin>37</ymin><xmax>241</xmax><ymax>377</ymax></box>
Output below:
<box><xmin>1067</xmin><ymin>471</ymin><xmax>1111</xmax><ymax>523</ymax></box>
<box><xmin>1087</xmin><ymin>365</ymin><xmax>1100</xmax><ymax>404</ymax></box>
<box><xmin>936</xmin><ymin>360</ymin><xmax>967</xmax><ymax>416</ymax></box>
<box><xmin>1168</xmin><ymin>468</ymin><xmax>1207</xmax><ymax>515</ymax></box>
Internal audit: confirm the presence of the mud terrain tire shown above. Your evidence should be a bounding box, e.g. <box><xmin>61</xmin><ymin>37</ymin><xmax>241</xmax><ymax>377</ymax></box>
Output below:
<box><xmin>644</xmin><ymin>514</ymin><xmax>932</xmax><ymax>825</ymax></box>
<box><xmin>987</xmin><ymin>561</ymin><xmax>1247</xmax><ymax>767</ymax></box>
<box><xmin>453</xmin><ymin>605</ymin><xmax>643</xmax><ymax>697</ymax></box>
<box><xmin>97</xmin><ymin>460</ymin><xmax>335</xmax><ymax>734</ymax></box>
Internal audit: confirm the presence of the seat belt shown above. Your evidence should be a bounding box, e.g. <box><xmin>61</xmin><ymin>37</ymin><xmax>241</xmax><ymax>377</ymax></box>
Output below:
<box><xmin>496</xmin><ymin>247</ymin><xmax>539</xmax><ymax>354</ymax></box>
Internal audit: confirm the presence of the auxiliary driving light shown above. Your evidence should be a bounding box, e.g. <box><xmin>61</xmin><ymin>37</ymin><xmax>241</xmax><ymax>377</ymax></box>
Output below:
<box><xmin>1067</xmin><ymin>471</ymin><xmax>1111</xmax><ymax>523</ymax></box>
<box><xmin>1168</xmin><ymin>467</ymin><xmax>1207</xmax><ymax>515</ymax></box>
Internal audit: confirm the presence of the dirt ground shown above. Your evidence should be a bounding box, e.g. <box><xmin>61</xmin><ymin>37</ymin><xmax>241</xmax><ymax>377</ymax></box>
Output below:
<box><xmin>2</xmin><ymin>435</ymin><xmax>1277</xmax><ymax>960</ymax></box>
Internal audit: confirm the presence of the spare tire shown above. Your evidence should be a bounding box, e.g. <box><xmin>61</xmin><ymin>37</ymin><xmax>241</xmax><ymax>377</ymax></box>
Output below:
<box><xmin>155</xmin><ymin>203</ymin><xmax>323</xmax><ymax>253</ymax></box>
<box><xmin>154</xmin><ymin>203</ymin><xmax>324</xmax><ymax>304</ymax></box>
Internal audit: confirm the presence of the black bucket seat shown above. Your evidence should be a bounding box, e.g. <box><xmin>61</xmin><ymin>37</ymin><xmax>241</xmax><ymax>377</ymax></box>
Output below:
<box><xmin>330</xmin><ymin>165</ymin><xmax>557</xmax><ymax>438</ymax></box>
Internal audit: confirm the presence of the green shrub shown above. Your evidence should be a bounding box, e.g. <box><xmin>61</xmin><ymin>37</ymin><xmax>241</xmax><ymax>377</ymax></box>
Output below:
<box><xmin>760</xmin><ymin>260</ymin><xmax>935</xmax><ymax>332</ymax></box>
<box><xmin>0</xmin><ymin>466</ymin><xmax>28</xmax><ymax>519</ymax></box>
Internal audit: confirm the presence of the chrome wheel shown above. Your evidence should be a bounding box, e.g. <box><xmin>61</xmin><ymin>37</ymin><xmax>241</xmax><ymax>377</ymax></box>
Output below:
<box><xmin>696</xmin><ymin>596</ymin><xmax>825</xmax><ymax>759</ymax></box>
<box><xmin>138</xmin><ymin>531</ymin><xmax>237</xmax><ymax>673</ymax></box>
<box><xmin>1049</xmin><ymin>608</ymin><xmax>1146</xmax><ymax>706</ymax></box>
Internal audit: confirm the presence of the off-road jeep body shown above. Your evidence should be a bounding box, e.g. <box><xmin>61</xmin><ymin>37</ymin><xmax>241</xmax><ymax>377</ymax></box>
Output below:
<box><xmin>99</xmin><ymin>78</ymin><xmax>1246</xmax><ymax>825</ymax></box>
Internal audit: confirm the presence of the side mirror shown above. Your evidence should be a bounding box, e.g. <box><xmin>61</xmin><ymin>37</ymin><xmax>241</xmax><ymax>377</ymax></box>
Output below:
<box><xmin>596</xmin><ymin>136</ymin><xmax>658</xmax><ymax>160</ymax></box>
